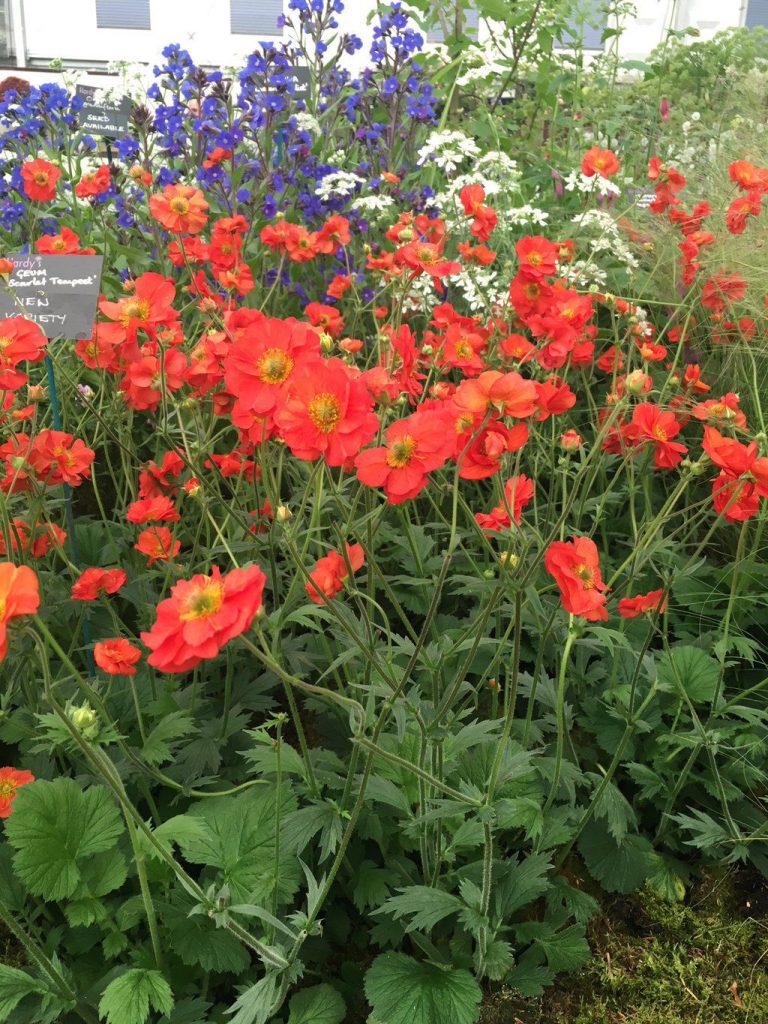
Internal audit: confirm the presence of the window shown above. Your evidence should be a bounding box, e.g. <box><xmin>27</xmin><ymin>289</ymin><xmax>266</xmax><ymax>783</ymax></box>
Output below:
<box><xmin>427</xmin><ymin>5</ymin><xmax>480</xmax><ymax>42</ymax></box>
<box><xmin>0</xmin><ymin>0</ymin><xmax>13</xmax><ymax>60</ymax></box>
<box><xmin>96</xmin><ymin>0</ymin><xmax>151</xmax><ymax>30</ymax></box>
<box><xmin>230</xmin><ymin>0</ymin><xmax>284</xmax><ymax>35</ymax></box>
<box><xmin>555</xmin><ymin>0</ymin><xmax>606</xmax><ymax>50</ymax></box>
<box><xmin>746</xmin><ymin>0</ymin><xmax>768</xmax><ymax>27</ymax></box>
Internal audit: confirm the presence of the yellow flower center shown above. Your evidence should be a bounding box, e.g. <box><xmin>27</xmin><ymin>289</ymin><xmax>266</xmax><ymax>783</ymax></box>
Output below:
<box><xmin>33</xmin><ymin>171</ymin><xmax>49</xmax><ymax>185</ymax></box>
<box><xmin>52</xmin><ymin>239</ymin><xmax>66</xmax><ymax>251</ymax></box>
<box><xmin>257</xmin><ymin>348</ymin><xmax>294</xmax><ymax>384</ymax></box>
<box><xmin>169</xmin><ymin>197</ymin><xmax>190</xmax><ymax>215</ymax></box>
<box><xmin>179</xmin><ymin>580</ymin><xmax>225</xmax><ymax>621</ymax></box>
<box><xmin>121</xmin><ymin>298</ymin><xmax>151</xmax><ymax>323</ymax></box>
<box><xmin>0</xmin><ymin>597</ymin><xmax>6</xmax><ymax>619</ymax></box>
<box><xmin>454</xmin><ymin>339</ymin><xmax>473</xmax><ymax>360</ymax></box>
<box><xmin>386</xmin><ymin>435</ymin><xmax>417</xmax><ymax>468</ymax></box>
<box><xmin>0</xmin><ymin>778</ymin><xmax>16</xmax><ymax>799</ymax></box>
<box><xmin>308</xmin><ymin>392</ymin><xmax>342</xmax><ymax>433</ymax></box>
<box><xmin>0</xmin><ymin>335</ymin><xmax>12</xmax><ymax>350</ymax></box>
<box><xmin>574</xmin><ymin>564</ymin><xmax>595</xmax><ymax>589</ymax></box>
<box><xmin>652</xmin><ymin>425</ymin><xmax>668</xmax><ymax>442</ymax></box>
<box><xmin>527</xmin><ymin>252</ymin><xmax>542</xmax><ymax>265</ymax></box>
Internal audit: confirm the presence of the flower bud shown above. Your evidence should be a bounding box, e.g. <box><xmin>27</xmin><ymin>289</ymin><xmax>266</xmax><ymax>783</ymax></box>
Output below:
<box><xmin>69</xmin><ymin>704</ymin><xmax>99</xmax><ymax>740</ymax></box>
<box><xmin>560</xmin><ymin>429</ymin><xmax>582</xmax><ymax>452</ymax></box>
<box><xmin>0</xmin><ymin>257</ymin><xmax>14</xmax><ymax>276</ymax></box>
<box><xmin>624</xmin><ymin>369</ymin><xmax>651</xmax><ymax>395</ymax></box>
<box><xmin>499</xmin><ymin>551</ymin><xmax>519</xmax><ymax>569</ymax></box>
<box><xmin>276</xmin><ymin>504</ymin><xmax>292</xmax><ymax>522</ymax></box>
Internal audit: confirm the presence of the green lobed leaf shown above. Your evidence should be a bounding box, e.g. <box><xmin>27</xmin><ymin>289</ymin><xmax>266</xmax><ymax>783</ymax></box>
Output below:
<box><xmin>578</xmin><ymin>822</ymin><xmax>653</xmax><ymax>894</ymax></box>
<box><xmin>657</xmin><ymin>646</ymin><xmax>719</xmax><ymax>704</ymax></box>
<box><xmin>377</xmin><ymin>886</ymin><xmax>463</xmax><ymax>933</ymax></box>
<box><xmin>365</xmin><ymin>952</ymin><xmax>482</xmax><ymax>1024</ymax></box>
<box><xmin>98</xmin><ymin>969</ymin><xmax>174</xmax><ymax>1024</ymax></box>
<box><xmin>0</xmin><ymin>965</ymin><xmax>47</xmax><ymax>1021</ymax></box>
<box><xmin>5</xmin><ymin>779</ymin><xmax>124</xmax><ymax>901</ymax></box>
<box><xmin>287</xmin><ymin>984</ymin><xmax>346</xmax><ymax>1024</ymax></box>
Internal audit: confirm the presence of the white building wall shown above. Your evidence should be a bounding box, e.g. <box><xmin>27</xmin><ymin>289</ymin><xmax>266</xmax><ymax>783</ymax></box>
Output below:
<box><xmin>1</xmin><ymin>0</ymin><xmax>762</xmax><ymax>80</ymax></box>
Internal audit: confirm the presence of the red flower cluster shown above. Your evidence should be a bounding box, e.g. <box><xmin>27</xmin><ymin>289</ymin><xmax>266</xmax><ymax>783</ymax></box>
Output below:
<box><xmin>307</xmin><ymin>544</ymin><xmax>365</xmax><ymax>605</ymax></box>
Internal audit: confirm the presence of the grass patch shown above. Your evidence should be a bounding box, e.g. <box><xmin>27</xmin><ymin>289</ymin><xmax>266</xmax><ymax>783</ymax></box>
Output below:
<box><xmin>482</xmin><ymin>869</ymin><xmax>768</xmax><ymax>1023</ymax></box>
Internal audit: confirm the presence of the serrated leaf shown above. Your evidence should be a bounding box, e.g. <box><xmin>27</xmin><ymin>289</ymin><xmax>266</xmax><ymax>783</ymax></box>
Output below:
<box><xmin>352</xmin><ymin>861</ymin><xmax>397</xmax><ymax>912</ymax></box>
<box><xmin>477</xmin><ymin>939</ymin><xmax>514</xmax><ymax>981</ymax></box>
<box><xmin>226</xmin><ymin>974</ymin><xmax>278</xmax><ymax>1024</ymax></box>
<box><xmin>98</xmin><ymin>969</ymin><xmax>174</xmax><ymax>1024</ymax></box>
<box><xmin>495</xmin><ymin>797</ymin><xmax>543</xmax><ymax>839</ymax></box>
<box><xmin>591</xmin><ymin>780</ymin><xmax>636</xmax><ymax>843</ymax></box>
<box><xmin>657</xmin><ymin>646</ymin><xmax>719</xmax><ymax>704</ymax></box>
<box><xmin>514</xmin><ymin>921</ymin><xmax>590</xmax><ymax>973</ymax></box>
<box><xmin>5</xmin><ymin>779</ymin><xmax>124</xmax><ymax>900</ymax></box>
<box><xmin>160</xmin><ymin>786</ymin><xmax>298</xmax><ymax>904</ymax></box>
<box><xmin>141</xmin><ymin>711</ymin><xmax>196</xmax><ymax>766</ymax></box>
<box><xmin>287</xmin><ymin>984</ymin><xmax>346</xmax><ymax>1024</ymax></box>
<box><xmin>0</xmin><ymin>965</ymin><xmax>47</xmax><ymax>1020</ymax></box>
<box><xmin>365</xmin><ymin>953</ymin><xmax>482</xmax><ymax>1024</ymax></box>
<box><xmin>165</xmin><ymin>905</ymin><xmax>250</xmax><ymax>974</ymax></box>
<box><xmin>578</xmin><ymin>822</ymin><xmax>652</xmax><ymax>893</ymax></box>
<box><xmin>377</xmin><ymin>886</ymin><xmax>463</xmax><ymax>933</ymax></box>
<box><xmin>493</xmin><ymin>854</ymin><xmax>551</xmax><ymax>919</ymax></box>
<box><xmin>646</xmin><ymin>853</ymin><xmax>687</xmax><ymax>902</ymax></box>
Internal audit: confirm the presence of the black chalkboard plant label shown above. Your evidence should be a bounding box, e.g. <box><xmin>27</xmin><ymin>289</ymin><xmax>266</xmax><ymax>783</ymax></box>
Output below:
<box><xmin>76</xmin><ymin>84</ymin><xmax>134</xmax><ymax>140</ymax></box>
<box><xmin>0</xmin><ymin>255</ymin><xmax>104</xmax><ymax>340</ymax></box>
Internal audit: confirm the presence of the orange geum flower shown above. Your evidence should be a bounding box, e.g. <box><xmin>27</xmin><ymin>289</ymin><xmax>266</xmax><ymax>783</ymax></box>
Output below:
<box><xmin>141</xmin><ymin>564</ymin><xmax>266</xmax><ymax>673</ymax></box>
<box><xmin>545</xmin><ymin>537</ymin><xmax>609</xmax><ymax>622</ymax></box>
<box><xmin>453</xmin><ymin>370</ymin><xmax>538</xmax><ymax>420</ymax></box>
<box><xmin>149</xmin><ymin>183</ymin><xmax>209</xmax><ymax>234</ymax></box>
<box><xmin>134</xmin><ymin>526</ymin><xmax>181</xmax><ymax>566</ymax></box>
<box><xmin>0</xmin><ymin>766</ymin><xmax>35</xmax><ymax>818</ymax></box>
<box><xmin>71</xmin><ymin>567</ymin><xmax>127</xmax><ymax>601</ymax></box>
<box><xmin>306</xmin><ymin>544</ymin><xmax>364</xmax><ymax>605</ymax></box>
<box><xmin>355</xmin><ymin>408</ymin><xmax>455</xmax><ymax>504</ymax></box>
<box><xmin>20</xmin><ymin>158</ymin><xmax>61</xmax><ymax>202</ymax></box>
<box><xmin>94</xmin><ymin>638</ymin><xmax>142</xmax><ymax>676</ymax></box>
<box><xmin>0</xmin><ymin>562</ymin><xmax>39</xmax><ymax>662</ymax></box>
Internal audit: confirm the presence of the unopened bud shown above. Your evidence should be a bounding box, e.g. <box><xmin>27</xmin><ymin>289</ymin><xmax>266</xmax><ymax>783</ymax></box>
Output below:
<box><xmin>276</xmin><ymin>504</ymin><xmax>292</xmax><ymax>522</ymax></box>
<box><xmin>499</xmin><ymin>551</ymin><xmax>519</xmax><ymax>569</ymax></box>
<box><xmin>69</xmin><ymin>704</ymin><xmax>99</xmax><ymax>739</ymax></box>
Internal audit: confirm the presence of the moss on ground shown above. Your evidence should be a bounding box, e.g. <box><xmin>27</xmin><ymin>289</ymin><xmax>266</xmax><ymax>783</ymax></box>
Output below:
<box><xmin>482</xmin><ymin>870</ymin><xmax>768</xmax><ymax>1024</ymax></box>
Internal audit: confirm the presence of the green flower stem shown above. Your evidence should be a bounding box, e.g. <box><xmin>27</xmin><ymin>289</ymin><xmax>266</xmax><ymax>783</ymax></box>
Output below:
<box><xmin>123</xmin><ymin>812</ymin><xmax>164</xmax><ymax>971</ymax></box>
<box><xmin>544</xmin><ymin>615</ymin><xmax>577</xmax><ymax>812</ymax></box>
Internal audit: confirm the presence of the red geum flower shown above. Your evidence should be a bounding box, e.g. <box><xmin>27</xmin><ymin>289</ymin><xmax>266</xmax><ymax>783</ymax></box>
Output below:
<box><xmin>74</xmin><ymin>165</ymin><xmax>111</xmax><ymax>199</ymax></box>
<box><xmin>306</xmin><ymin>544</ymin><xmax>364</xmax><ymax>605</ymax></box>
<box><xmin>435</xmin><ymin>322</ymin><xmax>488</xmax><ymax>375</ymax></box>
<box><xmin>327</xmin><ymin>274</ymin><xmax>353</xmax><ymax>300</ymax></box>
<box><xmin>316</xmin><ymin>215</ymin><xmax>351</xmax><ymax>253</ymax></box>
<box><xmin>625</xmin><ymin>403</ymin><xmax>688</xmax><ymax>470</ymax></box>
<box><xmin>99</xmin><ymin>272</ymin><xmax>178</xmax><ymax>343</ymax></box>
<box><xmin>71</xmin><ymin>567</ymin><xmax>127</xmax><ymax>601</ymax></box>
<box><xmin>274</xmin><ymin>357</ymin><xmax>378</xmax><ymax>466</ymax></box>
<box><xmin>396</xmin><ymin>241</ymin><xmax>462</xmax><ymax>282</ymax></box>
<box><xmin>457</xmin><ymin>418</ymin><xmax>529</xmax><ymax>480</ymax></box>
<box><xmin>701</xmin><ymin>272</ymin><xmax>747</xmax><ymax>312</ymax></box>
<box><xmin>21</xmin><ymin>158</ymin><xmax>61</xmax><ymax>202</ymax></box>
<box><xmin>693</xmin><ymin>394</ymin><xmax>746</xmax><ymax>429</ymax></box>
<box><xmin>27</xmin><ymin>430</ymin><xmax>95</xmax><ymax>487</ymax></box>
<box><xmin>126</xmin><ymin>496</ymin><xmax>180</xmax><ymax>524</ymax></box>
<box><xmin>725</xmin><ymin>190</ymin><xmax>763</xmax><ymax>235</ymax></box>
<box><xmin>0</xmin><ymin>766</ymin><xmax>34</xmax><ymax>818</ymax></box>
<box><xmin>0</xmin><ymin>562</ymin><xmax>39</xmax><ymax>662</ymax></box>
<box><xmin>0</xmin><ymin>317</ymin><xmax>47</xmax><ymax>391</ymax></box>
<box><xmin>545</xmin><ymin>536</ymin><xmax>609</xmax><ymax>621</ymax></box>
<box><xmin>453</xmin><ymin>370</ymin><xmax>538</xmax><ymax>419</ymax></box>
<box><xmin>0</xmin><ymin>519</ymin><xmax>65</xmax><ymax>558</ymax></box>
<box><xmin>458</xmin><ymin>242</ymin><xmax>496</xmax><ymax>266</ymax></box>
<box><xmin>94</xmin><ymin>638</ymin><xmax>142</xmax><ymax>676</ymax></box>
<box><xmin>141</xmin><ymin>564</ymin><xmax>266</xmax><ymax>673</ymax></box>
<box><xmin>581</xmin><ymin>147</ymin><xmax>620</xmax><ymax>178</ymax></box>
<box><xmin>36</xmin><ymin>227</ymin><xmax>86</xmax><ymax>255</ymax></box>
<box><xmin>459</xmin><ymin>183</ymin><xmax>498</xmax><ymax>242</ymax></box>
<box><xmin>534</xmin><ymin>378</ymin><xmax>577</xmax><ymax>421</ymax></box>
<box><xmin>729</xmin><ymin>160</ymin><xmax>768</xmax><ymax>193</ymax></box>
<box><xmin>618</xmin><ymin>589</ymin><xmax>667</xmax><ymax>619</ymax></box>
<box><xmin>305</xmin><ymin>302</ymin><xmax>344</xmax><ymax>338</ymax></box>
<box><xmin>138</xmin><ymin>451</ymin><xmax>186</xmax><ymax>498</ymax></box>
<box><xmin>355</xmin><ymin>407</ymin><xmax>455</xmax><ymax>504</ymax></box>
<box><xmin>224</xmin><ymin>315</ymin><xmax>320</xmax><ymax>419</ymax></box>
<box><xmin>475</xmin><ymin>474</ymin><xmax>535</xmax><ymax>532</ymax></box>
<box><xmin>515</xmin><ymin>236</ymin><xmax>559</xmax><ymax>279</ymax></box>
<box><xmin>120</xmin><ymin>347</ymin><xmax>187</xmax><ymax>411</ymax></box>
<box><xmin>560</xmin><ymin>429</ymin><xmax>583</xmax><ymax>452</ymax></box>
<box><xmin>149</xmin><ymin>183</ymin><xmax>209</xmax><ymax>234</ymax></box>
<box><xmin>134</xmin><ymin>526</ymin><xmax>181</xmax><ymax>566</ymax></box>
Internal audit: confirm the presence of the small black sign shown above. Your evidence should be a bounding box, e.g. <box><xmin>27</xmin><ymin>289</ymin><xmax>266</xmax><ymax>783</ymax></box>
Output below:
<box><xmin>0</xmin><ymin>255</ymin><xmax>104</xmax><ymax>340</ymax></box>
<box><xmin>76</xmin><ymin>85</ymin><xmax>134</xmax><ymax>139</ymax></box>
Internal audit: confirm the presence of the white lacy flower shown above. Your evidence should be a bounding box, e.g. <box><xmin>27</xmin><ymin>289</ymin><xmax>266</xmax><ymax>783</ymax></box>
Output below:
<box><xmin>564</xmin><ymin>170</ymin><xmax>621</xmax><ymax>196</ymax></box>
<box><xmin>417</xmin><ymin>130</ymin><xmax>481</xmax><ymax>173</ymax></box>
<box><xmin>293</xmin><ymin>112</ymin><xmax>320</xmax><ymax>135</ymax></box>
<box><xmin>351</xmin><ymin>194</ymin><xmax>395</xmax><ymax>215</ymax></box>
<box><xmin>315</xmin><ymin>170</ymin><xmax>366</xmax><ymax>200</ymax></box>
